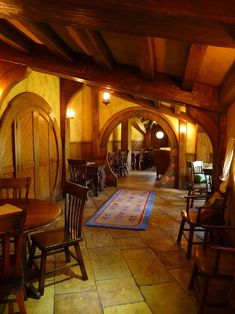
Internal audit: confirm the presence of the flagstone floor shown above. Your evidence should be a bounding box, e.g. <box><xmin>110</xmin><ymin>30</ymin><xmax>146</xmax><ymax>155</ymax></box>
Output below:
<box><xmin>23</xmin><ymin>169</ymin><xmax>228</xmax><ymax>314</ymax></box>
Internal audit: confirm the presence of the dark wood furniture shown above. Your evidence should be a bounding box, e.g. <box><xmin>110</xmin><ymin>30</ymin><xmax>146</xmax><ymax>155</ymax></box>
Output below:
<box><xmin>0</xmin><ymin>177</ymin><xmax>31</xmax><ymax>199</ymax></box>
<box><xmin>189</xmin><ymin>225</ymin><xmax>235</xmax><ymax>314</ymax></box>
<box><xmin>177</xmin><ymin>191</ymin><xmax>227</xmax><ymax>259</ymax></box>
<box><xmin>87</xmin><ymin>162</ymin><xmax>106</xmax><ymax>196</ymax></box>
<box><xmin>0</xmin><ymin>205</ymin><xmax>27</xmax><ymax>313</ymax></box>
<box><xmin>0</xmin><ymin>198</ymin><xmax>62</xmax><ymax>233</ymax></box>
<box><xmin>154</xmin><ymin>149</ymin><xmax>170</xmax><ymax>179</ymax></box>
<box><xmin>28</xmin><ymin>182</ymin><xmax>88</xmax><ymax>296</ymax></box>
<box><xmin>67</xmin><ymin>159</ymin><xmax>95</xmax><ymax>196</ymax></box>
<box><xmin>186</xmin><ymin>161</ymin><xmax>208</xmax><ymax>196</ymax></box>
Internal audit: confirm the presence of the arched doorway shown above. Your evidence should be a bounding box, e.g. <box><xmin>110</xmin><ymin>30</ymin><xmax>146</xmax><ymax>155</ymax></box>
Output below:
<box><xmin>0</xmin><ymin>92</ymin><xmax>61</xmax><ymax>200</ymax></box>
<box><xmin>100</xmin><ymin>107</ymin><xmax>178</xmax><ymax>188</ymax></box>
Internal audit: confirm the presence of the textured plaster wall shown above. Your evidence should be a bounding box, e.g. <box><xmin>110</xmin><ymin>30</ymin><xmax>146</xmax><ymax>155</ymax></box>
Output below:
<box><xmin>69</xmin><ymin>86</ymin><xmax>92</xmax><ymax>142</ymax></box>
<box><xmin>99</xmin><ymin>94</ymin><xmax>137</xmax><ymax>130</ymax></box>
<box><xmin>0</xmin><ymin>71</ymin><xmax>60</xmax><ymax>125</ymax></box>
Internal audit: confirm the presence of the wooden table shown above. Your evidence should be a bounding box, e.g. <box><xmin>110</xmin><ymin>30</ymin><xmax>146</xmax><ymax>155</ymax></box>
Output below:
<box><xmin>0</xmin><ymin>198</ymin><xmax>62</xmax><ymax>299</ymax></box>
<box><xmin>0</xmin><ymin>198</ymin><xmax>62</xmax><ymax>232</ymax></box>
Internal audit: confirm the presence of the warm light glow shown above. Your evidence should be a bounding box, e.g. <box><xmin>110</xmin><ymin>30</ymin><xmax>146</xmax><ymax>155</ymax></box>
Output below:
<box><xmin>103</xmin><ymin>91</ymin><xmax>111</xmax><ymax>105</ymax></box>
<box><xmin>156</xmin><ymin>131</ymin><xmax>164</xmax><ymax>139</ymax></box>
<box><xmin>180</xmin><ymin>125</ymin><xmax>187</xmax><ymax>133</ymax></box>
<box><xmin>66</xmin><ymin>108</ymin><xmax>75</xmax><ymax>119</ymax></box>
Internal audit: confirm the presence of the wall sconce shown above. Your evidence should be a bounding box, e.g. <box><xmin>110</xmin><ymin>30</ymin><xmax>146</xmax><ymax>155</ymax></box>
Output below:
<box><xmin>66</xmin><ymin>108</ymin><xmax>75</xmax><ymax>119</ymax></box>
<box><xmin>102</xmin><ymin>91</ymin><xmax>111</xmax><ymax>105</ymax></box>
<box><xmin>180</xmin><ymin>125</ymin><xmax>186</xmax><ymax>134</ymax></box>
<box><xmin>156</xmin><ymin>131</ymin><xmax>164</xmax><ymax>139</ymax></box>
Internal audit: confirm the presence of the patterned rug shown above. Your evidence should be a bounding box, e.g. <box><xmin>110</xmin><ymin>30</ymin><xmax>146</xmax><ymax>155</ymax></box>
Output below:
<box><xmin>85</xmin><ymin>189</ymin><xmax>155</xmax><ymax>230</ymax></box>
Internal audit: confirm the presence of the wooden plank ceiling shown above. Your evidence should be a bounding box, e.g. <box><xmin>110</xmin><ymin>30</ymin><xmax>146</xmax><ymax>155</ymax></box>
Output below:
<box><xmin>0</xmin><ymin>1</ymin><xmax>234</xmax><ymax>113</ymax></box>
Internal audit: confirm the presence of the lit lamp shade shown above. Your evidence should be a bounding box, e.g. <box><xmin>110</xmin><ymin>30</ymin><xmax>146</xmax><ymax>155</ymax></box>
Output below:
<box><xmin>66</xmin><ymin>108</ymin><xmax>75</xmax><ymax>119</ymax></box>
<box><xmin>103</xmin><ymin>91</ymin><xmax>110</xmax><ymax>105</ymax></box>
<box><xmin>156</xmin><ymin>131</ymin><xmax>164</xmax><ymax>139</ymax></box>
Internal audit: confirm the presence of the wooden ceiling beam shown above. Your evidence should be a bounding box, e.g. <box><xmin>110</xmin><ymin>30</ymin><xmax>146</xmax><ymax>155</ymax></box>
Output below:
<box><xmin>182</xmin><ymin>44</ymin><xmax>207</xmax><ymax>91</ymax></box>
<box><xmin>0</xmin><ymin>19</ymin><xmax>31</xmax><ymax>52</ymax></box>
<box><xmin>0</xmin><ymin>44</ymin><xmax>219</xmax><ymax>112</ymax></box>
<box><xmin>15</xmin><ymin>21</ymin><xmax>75</xmax><ymax>61</ymax></box>
<box><xmin>138</xmin><ymin>37</ymin><xmax>155</xmax><ymax>80</ymax></box>
<box><xmin>0</xmin><ymin>1</ymin><xmax>234</xmax><ymax>47</ymax></box>
<box><xmin>0</xmin><ymin>1</ymin><xmax>235</xmax><ymax>24</ymax></box>
<box><xmin>220</xmin><ymin>62</ymin><xmax>235</xmax><ymax>109</ymax></box>
<box><xmin>75</xmin><ymin>29</ymin><xmax>114</xmax><ymax>70</ymax></box>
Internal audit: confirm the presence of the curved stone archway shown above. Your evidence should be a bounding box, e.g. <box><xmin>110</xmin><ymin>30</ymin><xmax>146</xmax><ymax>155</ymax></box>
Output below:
<box><xmin>99</xmin><ymin>106</ymin><xmax>178</xmax><ymax>188</ymax></box>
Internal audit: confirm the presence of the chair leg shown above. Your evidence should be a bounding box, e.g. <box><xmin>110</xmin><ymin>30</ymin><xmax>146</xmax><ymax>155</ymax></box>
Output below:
<box><xmin>27</xmin><ymin>242</ymin><xmax>36</xmax><ymax>268</ymax></box>
<box><xmin>74</xmin><ymin>244</ymin><xmax>88</xmax><ymax>280</ymax></box>
<box><xmin>39</xmin><ymin>251</ymin><xmax>47</xmax><ymax>296</ymax></box>
<box><xmin>177</xmin><ymin>218</ymin><xmax>185</xmax><ymax>243</ymax></box>
<box><xmin>186</xmin><ymin>225</ymin><xmax>194</xmax><ymax>259</ymax></box>
<box><xmin>16</xmin><ymin>287</ymin><xmax>27</xmax><ymax>314</ymax></box>
<box><xmin>65</xmin><ymin>247</ymin><xmax>71</xmax><ymax>263</ymax></box>
<box><xmin>198</xmin><ymin>275</ymin><xmax>210</xmax><ymax>314</ymax></box>
<box><xmin>188</xmin><ymin>262</ymin><xmax>197</xmax><ymax>290</ymax></box>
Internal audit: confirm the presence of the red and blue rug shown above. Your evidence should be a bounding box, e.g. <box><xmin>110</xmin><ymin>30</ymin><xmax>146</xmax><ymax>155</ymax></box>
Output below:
<box><xmin>85</xmin><ymin>189</ymin><xmax>155</xmax><ymax>230</ymax></box>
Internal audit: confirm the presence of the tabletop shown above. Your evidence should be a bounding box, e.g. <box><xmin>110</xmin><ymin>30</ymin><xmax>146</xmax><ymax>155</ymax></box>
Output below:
<box><xmin>0</xmin><ymin>198</ymin><xmax>62</xmax><ymax>232</ymax></box>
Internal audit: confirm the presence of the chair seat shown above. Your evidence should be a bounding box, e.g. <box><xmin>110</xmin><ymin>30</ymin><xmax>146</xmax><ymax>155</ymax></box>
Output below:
<box><xmin>30</xmin><ymin>228</ymin><xmax>82</xmax><ymax>250</ymax></box>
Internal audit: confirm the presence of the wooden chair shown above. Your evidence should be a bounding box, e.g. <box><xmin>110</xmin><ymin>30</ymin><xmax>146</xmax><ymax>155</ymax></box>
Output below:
<box><xmin>118</xmin><ymin>149</ymin><xmax>129</xmax><ymax>176</ymax></box>
<box><xmin>107</xmin><ymin>152</ymin><xmax>122</xmax><ymax>178</ymax></box>
<box><xmin>186</xmin><ymin>161</ymin><xmax>208</xmax><ymax>196</ymax></box>
<box><xmin>0</xmin><ymin>206</ymin><xmax>27</xmax><ymax>313</ymax></box>
<box><xmin>67</xmin><ymin>159</ymin><xmax>95</xmax><ymax>196</ymax></box>
<box><xmin>0</xmin><ymin>177</ymin><xmax>31</xmax><ymax>199</ymax></box>
<box><xmin>27</xmin><ymin>181</ymin><xmax>88</xmax><ymax>296</ymax></box>
<box><xmin>188</xmin><ymin>225</ymin><xmax>235</xmax><ymax>314</ymax></box>
<box><xmin>177</xmin><ymin>190</ymin><xmax>227</xmax><ymax>259</ymax></box>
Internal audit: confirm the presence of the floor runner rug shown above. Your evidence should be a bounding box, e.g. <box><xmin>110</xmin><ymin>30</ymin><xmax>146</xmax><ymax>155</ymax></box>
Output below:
<box><xmin>85</xmin><ymin>189</ymin><xmax>155</xmax><ymax>230</ymax></box>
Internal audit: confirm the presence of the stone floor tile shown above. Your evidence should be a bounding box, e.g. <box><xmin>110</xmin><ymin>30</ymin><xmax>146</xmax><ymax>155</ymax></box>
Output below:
<box><xmin>115</xmin><ymin>237</ymin><xmax>147</xmax><ymax>249</ymax></box>
<box><xmin>89</xmin><ymin>247</ymin><xmax>131</xmax><ymax>280</ymax></box>
<box><xmin>140</xmin><ymin>282</ymin><xmax>197</xmax><ymax>314</ymax></box>
<box><xmin>103</xmin><ymin>302</ymin><xmax>152</xmax><ymax>314</ymax></box>
<box><xmin>109</xmin><ymin>228</ymin><xmax>139</xmax><ymax>238</ymax></box>
<box><xmin>84</xmin><ymin>230</ymin><xmax>116</xmax><ymax>248</ymax></box>
<box><xmin>157</xmin><ymin>250</ymin><xmax>194</xmax><ymax>269</ymax></box>
<box><xmin>97</xmin><ymin>277</ymin><xmax>143</xmax><ymax>307</ymax></box>
<box><xmin>169</xmin><ymin>267</ymin><xmax>194</xmax><ymax>293</ymax></box>
<box><xmin>54</xmin><ymin>291</ymin><xmax>103</xmax><ymax>314</ymax></box>
<box><xmin>122</xmin><ymin>248</ymin><xmax>173</xmax><ymax>285</ymax></box>
<box><xmin>54</xmin><ymin>259</ymin><xmax>96</xmax><ymax>294</ymax></box>
<box><xmin>25</xmin><ymin>284</ymin><xmax>54</xmax><ymax>314</ymax></box>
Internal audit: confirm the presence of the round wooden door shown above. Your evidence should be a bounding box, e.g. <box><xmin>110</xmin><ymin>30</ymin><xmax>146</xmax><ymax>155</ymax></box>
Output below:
<box><xmin>0</xmin><ymin>92</ymin><xmax>61</xmax><ymax>200</ymax></box>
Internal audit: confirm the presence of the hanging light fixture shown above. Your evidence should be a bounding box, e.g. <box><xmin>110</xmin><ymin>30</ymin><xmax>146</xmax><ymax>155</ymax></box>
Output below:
<box><xmin>156</xmin><ymin>131</ymin><xmax>164</xmax><ymax>139</ymax></box>
<box><xmin>102</xmin><ymin>91</ymin><xmax>111</xmax><ymax>105</ymax></box>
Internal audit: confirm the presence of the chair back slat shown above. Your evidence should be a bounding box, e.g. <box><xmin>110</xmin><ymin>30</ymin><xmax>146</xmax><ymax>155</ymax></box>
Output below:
<box><xmin>67</xmin><ymin>159</ymin><xmax>87</xmax><ymax>186</ymax></box>
<box><xmin>0</xmin><ymin>177</ymin><xmax>31</xmax><ymax>199</ymax></box>
<box><xmin>64</xmin><ymin>181</ymin><xmax>88</xmax><ymax>239</ymax></box>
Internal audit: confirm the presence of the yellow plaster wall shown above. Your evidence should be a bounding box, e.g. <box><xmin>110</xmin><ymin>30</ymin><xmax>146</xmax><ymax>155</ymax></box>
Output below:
<box><xmin>186</xmin><ymin>123</ymin><xmax>197</xmax><ymax>154</ymax></box>
<box><xmin>131</xmin><ymin>126</ymin><xmax>145</xmax><ymax>141</ymax></box>
<box><xmin>99</xmin><ymin>94</ymin><xmax>137</xmax><ymax>130</ymax></box>
<box><xmin>0</xmin><ymin>71</ymin><xmax>60</xmax><ymax>124</ymax></box>
<box><xmin>69</xmin><ymin>86</ymin><xmax>92</xmax><ymax>142</ymax></box>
